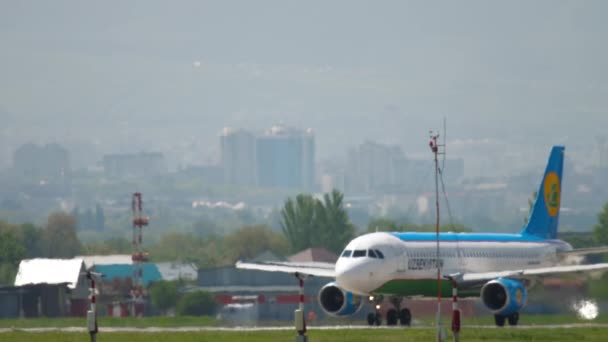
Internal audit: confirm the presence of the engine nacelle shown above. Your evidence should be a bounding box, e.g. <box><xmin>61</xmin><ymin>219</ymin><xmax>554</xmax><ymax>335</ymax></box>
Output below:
<box><xmin>480</xmin><ymin>278</ymin><xmax>528</xmax><ymax>316</ymax></box>
<box><xmin>318</xmin><ymin>282</ymin><xmax>363</xmax><ymax>317</ymax></box>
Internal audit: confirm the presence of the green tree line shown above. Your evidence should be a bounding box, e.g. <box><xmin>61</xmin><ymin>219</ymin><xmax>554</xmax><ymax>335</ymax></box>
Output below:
<box><xmin>5</xmin><ymin>192</ymin><xmax>608</xmax><ymax>289</ymax></box>
<box><xmin>0</xmin><ymin>212</ymin><xmax>82</xmax><ymax>284</ymax></box>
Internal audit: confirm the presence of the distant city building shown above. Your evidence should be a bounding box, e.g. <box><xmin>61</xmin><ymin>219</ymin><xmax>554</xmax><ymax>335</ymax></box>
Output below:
<box><xmin>220</xmin><ymin>128</ymin><xmax>256</xmax><ymax>186</ymax></box>
<box><xmin>345</xmin><ymin>140</ymin><xmax>464</xmax><ymax>194</ymax></box>
<box><xmin>179</xmin><ymin>164</ymin><xmax>223</xmax><ymax>184</ymax></box>
<box><xmin>13</xmin><ymin>143</ymin><xmax>70</xmax><ymax>180</ymax></box>
<box><xmin>346</xmin><ymin>141</ymin><xmax>405</xmax><ymax>193</ymax></box>
<box><xmin>102</xmin><ymin>152</ymin><xmax>167</xmax><ymax>178</ymax></box>
<box><xmin>255</xmin><ymin>124</ymin><xmax>315</xmax><ymax>190</ymax></box>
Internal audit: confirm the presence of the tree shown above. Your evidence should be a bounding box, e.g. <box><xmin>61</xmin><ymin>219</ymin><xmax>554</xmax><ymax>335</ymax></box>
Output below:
<box><xmin>44</xmin><ymin>211</ymin><xmax>82</xmax><ymax>258</ymax></box>
<box><xmin>18</xmin><ymin>223</ymin><xmax>44</xmax><ymax>258</ymax></box>
<box><xmin>281</xmin><ymin>194</ymin><xmax>317</xmax><ymax>253</ymax></box>
<box><xmin>315</xmin><ymin>190</ymin><xmax>355</xmax><ymax>254</ymax></box>
<box><xmin>594</xmin><ymin>202</ymin><xmax>608</xmax><ymax>245</ymax></box>
<box><xmin>365</xmin><ymin>220</ymin><xmax>473</xmax><ymax>234</ymax></box>
<box><xmin>0</xmin><ymin>221</ymin><xmax>26</xmax><ymax>284</ymax></box>
<box><xmin>152</xmin><ymin>233</ymin><xmax>204</xmax><ymax>264</ymax></box>
<box><xmin>84</xmin><ymin>238</ymin><xmax>132</xmax><ymax>255</ymax></box>
<box><xmin>223</xmin><ymin>225</ymin><xmax>289</xmax><ymax>262</ymax></box>
<box><xmin>150</xmin><ymin>281</ymin><xmax>178</xmax><ymax>315</ymax></box>
<box><xmin>176</xmin><ymin>291</ymin><xmax>217</xmax><ymax>316</ymax></box>
<box><xmin>280</xmin><ymin>189</ymin><xmax>355</xmax><ymax>254</ymax></box>
<box><xmin>192</xmin><ymin>217</ymin><xmax>221</xmax><ymax>238</ymax></box>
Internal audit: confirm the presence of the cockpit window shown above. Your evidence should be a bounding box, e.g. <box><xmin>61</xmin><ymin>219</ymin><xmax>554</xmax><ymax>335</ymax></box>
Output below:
<box><xmin>341</xmin><ymin>250</ymin><xmax>352</xmax><ymax>258</ymax></box>
<box><xmin>375</xmin><ymin>249</ymin><xmax>385</xmax><ymax>259</ymax></box>
<box><xmin>352</xmin><ymin>250</ymin><xmax>366</xmax><ymax>257</ymax></box>
<box><xmin>368</xmin><ymin>249</ymin><xmax>377</xmax><ymax>258</ymax></box>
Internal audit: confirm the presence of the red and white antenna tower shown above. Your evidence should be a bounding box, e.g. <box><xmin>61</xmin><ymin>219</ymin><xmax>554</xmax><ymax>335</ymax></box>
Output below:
<box><xmin>131</xmin><ymin>192</ymin><xmax>149</xmax><ymax>316</ymax></box>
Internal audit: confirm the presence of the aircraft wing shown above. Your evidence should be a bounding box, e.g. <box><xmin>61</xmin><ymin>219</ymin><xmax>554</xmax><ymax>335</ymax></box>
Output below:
<box><xmin>235</xmin><ymin>260</ymin><xmax>336</xmax><ymax>278</ymax></box>
<box><xmin>449</xmin><ymin>263</ymin><xmax>608</xmax><ymax>286</ymax></box>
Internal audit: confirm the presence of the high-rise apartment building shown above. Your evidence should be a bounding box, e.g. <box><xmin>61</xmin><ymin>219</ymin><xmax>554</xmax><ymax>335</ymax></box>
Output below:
<box><xmin>347</xmin><ymin>141</ymin><xmax>405</xmax><ymax>192</ymax></box>
<box><xmin>256</xmin><ymin>124</ymin><xmax>315</xmax><ymax>190</ymax></box>
<box><xmin>220</xmin><ymin>128</ymin><xmax>256</xmax><ymax>186</ymax></box>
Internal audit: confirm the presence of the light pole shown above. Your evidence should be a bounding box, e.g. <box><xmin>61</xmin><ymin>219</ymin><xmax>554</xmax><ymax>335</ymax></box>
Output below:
<box><xmin>85</xmin><ymin>271</ymin><xmax>104</xmax><ymax>342</ymax></box>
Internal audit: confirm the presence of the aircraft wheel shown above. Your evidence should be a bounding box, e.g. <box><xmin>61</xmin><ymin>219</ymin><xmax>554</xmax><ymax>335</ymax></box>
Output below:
<box><xmin>399</xmin><ymin>308</ymin><xmax>412</xmax><ymax>326</ymax></box>
<box><xmin>508</xmin><ymin>312</ymin><xmax>519</xmax><ymax>326</ymax></box>
<box><xmin>367</xmin><ymin>313</ymin><xmax>376</xmax><ymax>326</ymax></box>
<box><xmin>375</xmin><ymin>312</ymin><xmax>382</xmax><ymax>326</ymax></box>
<box><xmin>494</xmin><ymin>314</ymin><xmax>506</xmax><ymax>327</ymax></box>
<box><xmin>386</xmin><ymin>309</ymin><xmax>398</xmax><ymax>325</ymax></box>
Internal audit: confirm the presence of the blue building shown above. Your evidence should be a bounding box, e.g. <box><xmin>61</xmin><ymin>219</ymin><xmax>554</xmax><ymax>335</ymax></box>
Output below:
<box><xmin>255</xmin><ymin>125</ymin><xmax>314</xmax><ymax>190</ymax></box>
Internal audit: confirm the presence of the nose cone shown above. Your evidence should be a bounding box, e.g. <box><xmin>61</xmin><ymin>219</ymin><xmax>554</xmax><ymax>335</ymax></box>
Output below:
<box><xmin>335</xmin><ymin>259</ymin><xmax>358</xmax><ymax>293</ymax></box>
<box><xmin>335</xmin><ymin>258</ymin><xmax>376</xmax><ymax>295</ymax></box>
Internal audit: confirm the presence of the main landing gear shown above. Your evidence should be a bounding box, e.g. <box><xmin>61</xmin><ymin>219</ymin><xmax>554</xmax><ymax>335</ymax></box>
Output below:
<box><xmin>494</xmin><ymin>312</ymin><xmax>519</xmax><ymax>327</ymax></box>
<box><xmin>366</xmin><ymin>296</ymin><xmax>412</xmax><ymax>326</ymax></box>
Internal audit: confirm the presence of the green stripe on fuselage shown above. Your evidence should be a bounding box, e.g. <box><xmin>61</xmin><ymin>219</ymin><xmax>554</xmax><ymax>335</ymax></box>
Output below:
<box><xmin>373</xmin><ymin>279</ymin><xmax>479</xmax><ymax>297</ymax></box>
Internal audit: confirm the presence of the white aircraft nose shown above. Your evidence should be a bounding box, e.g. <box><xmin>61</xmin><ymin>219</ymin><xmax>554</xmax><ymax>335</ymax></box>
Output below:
<box><xmin>335</xmin><ymin>259</ymin><xmax>372</xmax><ymax>295</ymax></box>
<box><xmin>336</xmin><ymin>264</ymin><xmax>358</xmax><ymax>293</ymax></box>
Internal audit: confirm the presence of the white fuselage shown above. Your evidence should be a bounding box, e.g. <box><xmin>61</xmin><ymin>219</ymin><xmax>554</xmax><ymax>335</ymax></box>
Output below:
<box><xmin>335</xmin><ymin>232</ymin><xmax>571</xmax><ymax>296</ymax></box>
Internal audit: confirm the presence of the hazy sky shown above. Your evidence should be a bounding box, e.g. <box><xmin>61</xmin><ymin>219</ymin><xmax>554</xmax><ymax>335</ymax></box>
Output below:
<box><xmin>1</xmin><ymin>1</ymin><xmax>607</xmax><ymax>163</ymax></box>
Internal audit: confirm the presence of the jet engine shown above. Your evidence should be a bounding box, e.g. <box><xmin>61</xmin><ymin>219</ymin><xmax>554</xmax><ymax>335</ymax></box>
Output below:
<box><xmin>318</xmin><ymin>282</ymin><xmax>363</xmax><ymax>316</ymax></box>
<box><xmin>480</xmin><ymin>278</ymin><xmax>528</xmax><ymax>316</ymax></box>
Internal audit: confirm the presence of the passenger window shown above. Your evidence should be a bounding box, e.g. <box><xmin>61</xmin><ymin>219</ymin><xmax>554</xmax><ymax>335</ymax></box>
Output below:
<box><xmin>341</xmin><ymin>250</ymin><xmax>352</xmax><ymax>258</ymax></box>
<box><xmin>375</xmin><ymin>249</ymin><xmax>384</xmax><ymax>259</ymax></box>
<box><xmin>368</xmin><ymin>249</ymin><xmax>377</xmax><ymax>258</ymax></box>
<box><xmin>353</xmin><ymin>250</ymin><xmax>366</xmax><ymax>257</ymax></box>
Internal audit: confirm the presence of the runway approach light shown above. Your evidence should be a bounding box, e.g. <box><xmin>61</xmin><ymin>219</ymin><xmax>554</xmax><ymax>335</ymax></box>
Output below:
<box><xmin>369</xmin><ymin>296</ymin><xmax>374</xmax><ymax>301</ymax></box>
<box><xmin>375</xmin><ymin>304</ymin><xmax>381</xmax><ymax>310</ymax></box>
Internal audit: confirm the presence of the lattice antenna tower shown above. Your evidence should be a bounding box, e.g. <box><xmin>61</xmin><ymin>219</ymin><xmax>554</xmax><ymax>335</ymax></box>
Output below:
<box><xmin>131</xmin><ymin>192</ymin><xmax>149</xmax><ymax>314</ymax></box>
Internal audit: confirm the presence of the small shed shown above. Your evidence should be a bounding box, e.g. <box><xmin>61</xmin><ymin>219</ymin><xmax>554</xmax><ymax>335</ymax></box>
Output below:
<box><xmin>14</xmin><ymin>258</ymin><xmax>88</xmax><ymax>317</ymax></box>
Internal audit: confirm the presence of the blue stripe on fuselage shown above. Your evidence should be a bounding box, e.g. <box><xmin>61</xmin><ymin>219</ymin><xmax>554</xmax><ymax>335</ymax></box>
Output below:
<box><xmin>390</xmin><ymin>232</ymin><xmax>547</xmax><ymax>243</ymax></box>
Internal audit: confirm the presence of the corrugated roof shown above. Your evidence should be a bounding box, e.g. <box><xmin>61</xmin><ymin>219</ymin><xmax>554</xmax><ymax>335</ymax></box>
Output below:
<box><xmin>250</xmin><ymin>250</ymin><xmax>285</xmax><ymax>262</ymax></box>
<box><xmin>14</xmin><ymin>258</ymin><xmax>85</xmax><ymax>289</ymax></box>
<box><xmin>77</xmin><ymin>255</ymin><xmax>132</xmax><ymax>269</ymax></box>
<box><xmin>155</xmin><ymin>262</ymin><xmax>198</xmax><ymax>281</ymax></box>
<box><xmin>94</xmin><ymin>263</ymin><xmax>162</xmax><ymax>286</ymax></box>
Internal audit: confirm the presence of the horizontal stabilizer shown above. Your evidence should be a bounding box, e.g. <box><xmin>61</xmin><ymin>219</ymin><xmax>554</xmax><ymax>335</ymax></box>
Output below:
<box><xmin>558</xmin><ymin>246</ymin><xmax>608</xmax><ymax>256</ymax></box>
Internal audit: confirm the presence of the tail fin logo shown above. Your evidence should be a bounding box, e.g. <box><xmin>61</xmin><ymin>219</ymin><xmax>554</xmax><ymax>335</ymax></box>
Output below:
<box><xmin>543</xmin><ymin>171</ymin><xmax>561</xmax><ymax>217</ymax></box>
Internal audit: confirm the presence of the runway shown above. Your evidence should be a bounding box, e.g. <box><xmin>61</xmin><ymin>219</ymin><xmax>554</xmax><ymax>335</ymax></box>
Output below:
<box><xmin>3</xmin><ymin>323</ymin><xmax>608</xmax><ymax>333</ymax></box>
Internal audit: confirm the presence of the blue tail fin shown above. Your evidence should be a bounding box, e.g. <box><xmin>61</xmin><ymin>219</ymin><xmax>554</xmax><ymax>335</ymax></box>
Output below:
<box><xmin>520</xmin><ymin>146</ymin><xmax>565</xmax><ymax>239</ymax></box>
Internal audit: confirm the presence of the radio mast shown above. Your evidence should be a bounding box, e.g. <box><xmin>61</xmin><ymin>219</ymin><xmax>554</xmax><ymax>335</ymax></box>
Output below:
<box><xmin>429</xmin><ymin>131</ymin><xmax>444</xmax><ymax>342</ymax></box>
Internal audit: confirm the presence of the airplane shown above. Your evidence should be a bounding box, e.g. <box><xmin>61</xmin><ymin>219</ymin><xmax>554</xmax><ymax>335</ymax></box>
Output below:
<box><xmin>237</xmin><ymin>145</ymin><xmax>608</xmax><ymax>327</ymax></box>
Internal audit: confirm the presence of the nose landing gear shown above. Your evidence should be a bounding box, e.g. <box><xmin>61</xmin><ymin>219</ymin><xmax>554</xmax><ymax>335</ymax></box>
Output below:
<box><xmin>366</xmin><ymin>295</ymin><xmax>412</xmax><ymax>326</ymax></box>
